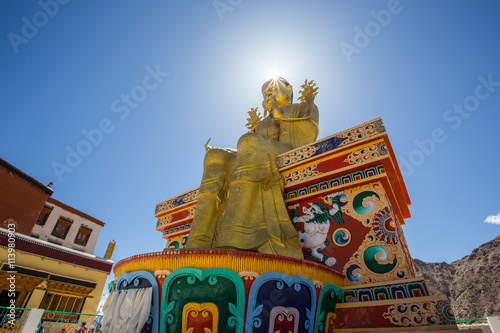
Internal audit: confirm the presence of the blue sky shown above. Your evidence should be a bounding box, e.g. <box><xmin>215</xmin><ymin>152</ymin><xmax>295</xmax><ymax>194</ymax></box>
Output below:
<box><xmin>1</xmin><ymin>1</ymin><xmax>499</xmax><ymax>290</ymax></box>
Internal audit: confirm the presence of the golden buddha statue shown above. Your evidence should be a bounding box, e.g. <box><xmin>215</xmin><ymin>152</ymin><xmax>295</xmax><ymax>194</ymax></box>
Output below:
<box><xmin>185</xmin><ymin>77</ymin><xmax>319</xmax><ymax>259</ymax></box>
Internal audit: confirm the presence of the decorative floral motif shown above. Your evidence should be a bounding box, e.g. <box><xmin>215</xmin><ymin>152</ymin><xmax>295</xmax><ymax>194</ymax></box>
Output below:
<box><xmin>155</xmin><ymin>200</ymin><xmax>175</xmax><ymax>214</ymax></box>
<box><xmin>187</xmin><ymin>207</ymin><xmax>196</xmax><ymax>218</ymax></box>
<box><xmin>371</xmin><ymin>207</ymin><xmax>398</xmax><ymax>245</ymax></box>
<box><xmin>374</xmin><ymin>119</ymin><xmax>385</xmax><ymax>132</ymax></box>
<box><xmin>154</xmin><ymin>270</ymin><xmax>171</xmax><ymax>279</ymax></box>
<box><xmin>156</xmin><ymin>189</ymin><xmax>199</xmax><ymax>214</ymax></box>
<box><xmin>343</xmin><ymin>232</ymin><xmax>408</xmax><ymax>285</ymax></box>
<box><xmin>269</xmin><ymin>306</ymin><xmax>299</xmax><ymax>333</ymax></box>
<box><xmin>342</xmin><ymin>182</ymin><xmax>387</xmax><ymax>225</ymax></box>
<box><xmin>283</xmin><ymin>163</ymin><xmax>321</xmax><ymax>185</ymax></box>
<box><xmin>312</xmin><ymin>280</ymin><xmax>324</xmax><ymax>288</ymax></box>
<box><xmin>383</xmin><ymin>301</ymin><xmax>443</xmax><ymax>327</ymax></box>
<box><xmin>182</xmin><ymin>302</ymin><xmax>219</xmax><ymax>333</ymax></box>
<box><xmin>278</xmin><ymin>145</ymin><xmax>320</xmax><ymax>167</ymax></box>
<box><xmin>183</xmin><ymin>189</ymin><xmax>198</xmax><ymax>203</ymax></box>
<box><xmin>166</xmin><ymin>233</ymin><xmax>189</xmax><ymax>249</ymax></box>
<box><xmin>238</xmin><ymin>271</ymin><xmax>259</xmax><ymax>280</ymax></box>
<box><xmin>339</xmin><ymin>122</ymin><xmax>382</xmax><ymax>147</ymax></box>
<box><xmin>344</xmin><ymin>142</ymin><xmax>388</xmax><ymax>165</ymax></box>
<box><xmin>332</xmin><ymin>228</ymin><xmax>351</xmax><ymax>247</ymax></box>
<box><xmin>157</xmin><ymin>215</ymin><xmax>173</xmax><ymax>227</ymax></box>
<box><xmin>437</xmin><ymin>300</ymin><xmax>456</xmax><ymax>325</ymax></box>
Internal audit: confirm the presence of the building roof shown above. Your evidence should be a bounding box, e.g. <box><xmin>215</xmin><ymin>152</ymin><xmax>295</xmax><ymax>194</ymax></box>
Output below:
<box><xmin>47</xmin><ymin>197</ymin><xmax>105</xmax><ymax>227</ymax></box>
<box><xmin>0</xmin><ymin>228</ymin><xmax>113</xmax><ymax>273</ymax></box>
<box><xmin>0</xmin><ymin>157</ymin><xmax>53</xmax><ymax>195</ymax></box>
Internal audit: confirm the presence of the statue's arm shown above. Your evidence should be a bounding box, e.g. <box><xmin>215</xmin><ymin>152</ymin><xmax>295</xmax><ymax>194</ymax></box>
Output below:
<box><xmin>270</xmin><ymin>96</ymin><xmax>283</xmax><ymax>120</ymax></box>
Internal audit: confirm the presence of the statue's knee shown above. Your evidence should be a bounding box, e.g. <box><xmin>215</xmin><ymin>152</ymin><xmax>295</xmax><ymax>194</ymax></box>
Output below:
<box><xmin>237</xmin><ymin>132</ymin><xmax>267</xmax><ymax>149</ymax></box>
<box><xmin>204</xmin><ymin>148</ymin><xmax>235</xmax><ymax>165</ymax></box>
<box><xmin>237</xmin><ymin>132</ymin><xmax>288</xmax><ymax>155</ymax></box>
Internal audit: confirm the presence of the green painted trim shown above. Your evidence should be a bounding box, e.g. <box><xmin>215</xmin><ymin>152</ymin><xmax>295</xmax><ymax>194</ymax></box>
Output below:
<box><xmin>314</xmin><ymin>283</ymin><xmax>343</xmax><ymax>333</ymax></box>
<box><xmin>160</xmin><ymin>267</ymin><xmax>245</xmax><ymax>333</ymax></box>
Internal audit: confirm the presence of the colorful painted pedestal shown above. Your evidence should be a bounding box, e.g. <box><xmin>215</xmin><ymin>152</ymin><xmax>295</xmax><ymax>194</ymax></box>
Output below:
<box><xmin>114</xmin><ymin>118</ymin><xmax>471</xmax><ymax>332</ymax></box>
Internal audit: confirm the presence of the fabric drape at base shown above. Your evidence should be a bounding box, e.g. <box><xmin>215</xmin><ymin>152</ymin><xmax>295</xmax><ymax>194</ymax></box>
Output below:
<box><xmin>101</xmin><ymin>287</ymin><xmax>152</xmax><ymax>333</ymax></box>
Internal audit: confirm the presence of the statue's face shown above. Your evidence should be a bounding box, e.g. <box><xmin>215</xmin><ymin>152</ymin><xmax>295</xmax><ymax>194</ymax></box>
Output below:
<box><xmin>263</xmin><ymin>80</ymin><xmax>292</xmax><ymax>111</ymax></box>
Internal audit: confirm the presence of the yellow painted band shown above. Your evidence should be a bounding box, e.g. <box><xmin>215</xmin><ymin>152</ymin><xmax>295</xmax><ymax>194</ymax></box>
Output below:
<box><xmin>114</xmin><ymin>250</ymin><xmax>345</xmax><ymax>287</ymax></box>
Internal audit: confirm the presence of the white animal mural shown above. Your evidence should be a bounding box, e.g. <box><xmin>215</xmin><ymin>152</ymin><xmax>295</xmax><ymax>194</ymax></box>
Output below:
<box><xmin>288</xmin><ymin>193</ymin><xmax>346</xmax><ymax>267</ymax></box>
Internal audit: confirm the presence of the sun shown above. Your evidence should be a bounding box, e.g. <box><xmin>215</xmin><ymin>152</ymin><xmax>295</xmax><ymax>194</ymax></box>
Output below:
<box><xmin>266</xmin><ymin>67</ymin><xmax>284</xmax><ymax>81</ymax></box>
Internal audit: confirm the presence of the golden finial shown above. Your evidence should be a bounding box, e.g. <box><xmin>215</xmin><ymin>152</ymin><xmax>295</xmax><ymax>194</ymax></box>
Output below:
<box><xmin>245</xmin><ymin>107</ymin><xmax>262</xmax><ymax>132</ymax></box>
<box><xmin>298</xmin><ymin>79</ymin><xmax>318</xmax><ymax>103</ymax></box>
<box><xmin>204</xmin><ymin>138</ymin><xmax>213</xmax><ymax>152</ymax></box>
<box><xmin>104</xmin><ymin>240</ymin><xmax>116</xmax><ymax>259</ymax></box>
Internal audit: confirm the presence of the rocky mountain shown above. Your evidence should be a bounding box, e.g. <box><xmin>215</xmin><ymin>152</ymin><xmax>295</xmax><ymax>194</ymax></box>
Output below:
<box><xmin>414</xmin><ymin>235</ymin><xmax>500</xmax><ymax>320</ymax></box>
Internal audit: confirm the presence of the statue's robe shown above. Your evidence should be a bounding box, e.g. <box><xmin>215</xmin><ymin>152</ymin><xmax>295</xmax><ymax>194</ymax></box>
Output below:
<box><xmin>186</xmin><ymin>102</ymin><xmax>319</xmax><ymax>259</ymax></box>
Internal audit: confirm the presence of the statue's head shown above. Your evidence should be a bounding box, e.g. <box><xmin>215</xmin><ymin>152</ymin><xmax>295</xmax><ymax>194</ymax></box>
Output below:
<box><xmin>261</xmin><ymin>77</ymin><xmax>293</xmax><ymax>112</ymax></box>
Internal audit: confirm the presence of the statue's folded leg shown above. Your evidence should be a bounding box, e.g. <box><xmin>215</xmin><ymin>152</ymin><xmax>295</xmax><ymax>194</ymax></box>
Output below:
<box><xmin>214</xmin><ymin>132</ymin><xmax>304</xmax><ymax>259</ymax></box>
<box><xmin>185</xmin><ymin>148</ymin><xmax>236</xmax><ymax>249</ymax></box>
<box><xmin>257</xmin><ymin>175</ymin><xmax>304</xmax><ymax>259</ymax></box>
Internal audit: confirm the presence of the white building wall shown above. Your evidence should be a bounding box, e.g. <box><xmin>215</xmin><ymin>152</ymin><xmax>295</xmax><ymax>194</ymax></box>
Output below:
<box><xmin>30</xmin><ymin>202</ymin><xmax>103</xmax><ymax>254</ymax></box>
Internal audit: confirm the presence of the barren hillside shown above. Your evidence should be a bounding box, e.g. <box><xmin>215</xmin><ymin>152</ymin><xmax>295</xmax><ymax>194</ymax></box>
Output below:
<box><xmin>414</xmin><ymin>235</ymin><xmax>500</xmax><ymax>319</ymax></box>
